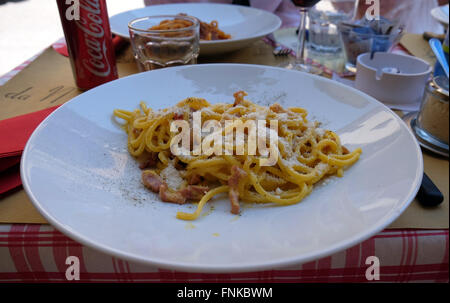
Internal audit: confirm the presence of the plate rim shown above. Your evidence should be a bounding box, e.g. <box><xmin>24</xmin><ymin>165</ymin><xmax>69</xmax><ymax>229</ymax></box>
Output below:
<box><xmin>431</xmin><ymin>5</ymin><xmax>449</xmax><ymax>26</ymax></box>
<box><xmin>109</xmin><ymin>2</ymin><xmax>282</xmax><ymax>45</ymax></box>
<box><xmin>20</xmin><ymin>63</ymin><xmax>424</xmax><ymax>273</ymax></box>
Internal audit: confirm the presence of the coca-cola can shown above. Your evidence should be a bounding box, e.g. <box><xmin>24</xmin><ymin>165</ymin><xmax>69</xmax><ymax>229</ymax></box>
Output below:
<box><xmin>56</xmin><ymin>0</ymin><xmax>118</xmax><ymax>90</ymax></box>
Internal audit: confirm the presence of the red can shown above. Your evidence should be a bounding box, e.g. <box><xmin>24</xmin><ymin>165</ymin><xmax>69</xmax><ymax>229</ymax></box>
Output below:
<box><xmin>56</xmin><ymin>0</ymin><xmax>118</xmax><ymax>90</ymax></box>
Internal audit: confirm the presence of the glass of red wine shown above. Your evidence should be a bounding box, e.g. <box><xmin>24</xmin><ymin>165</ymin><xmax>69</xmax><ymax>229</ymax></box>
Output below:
<box><xmin>283</xmin><ymin>0</ymin><xmax>322</xmax><ymax>74</ymax></box>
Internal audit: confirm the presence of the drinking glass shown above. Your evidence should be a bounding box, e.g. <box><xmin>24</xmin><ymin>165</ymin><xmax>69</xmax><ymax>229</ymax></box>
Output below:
<box><xmin>308</xmin><ymin>0</ymin><xmax>355</xmax><ymax>53</ymax></box>
<box><xmin>338</xmin><ymin>22</ymin><xmax>403</xmax><ymax>72</ymax></box>
<box><xmin>128</xmin><ymin>15</ymin><xmax>200</xmax><ymax>72</ymax></box>
<box><xmin>283</xmin><ymin>0</ymin><xmax>323</xmax><ymax>74</ymax></box>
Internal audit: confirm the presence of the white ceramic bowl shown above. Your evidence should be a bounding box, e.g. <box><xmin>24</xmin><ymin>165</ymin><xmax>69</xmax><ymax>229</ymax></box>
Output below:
<box><xmin>355</xmin><ymin>52</ymin><xmax>432</xmax><ymax>111</ymax></box>
<box><xmin>21</xmin><ymin>64</ymin><xmax>423</xmax><ymax>272</ymax></box>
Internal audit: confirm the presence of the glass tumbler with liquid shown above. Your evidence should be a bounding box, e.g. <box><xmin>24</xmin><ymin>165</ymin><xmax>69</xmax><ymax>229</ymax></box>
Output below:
<box><xmin>308</xmin><ymin>0</ymin><xmax>355</xmax><ymax>53</ymax></box>
<box><xmin>128</xmin><ymin>15</ymin><xmax>200</xmax><ymax>71</ymax></box>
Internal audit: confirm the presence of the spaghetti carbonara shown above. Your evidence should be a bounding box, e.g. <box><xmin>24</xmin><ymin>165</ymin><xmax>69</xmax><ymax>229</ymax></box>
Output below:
<box><xmin>113</xmin><ymin>92</ymin><xmax>362</xmax><ymax>220</ymax></box>
<box><xmin>148</xmin><ymin>14</ymin><xmax>231</xmax><ymax>40</ymax></box>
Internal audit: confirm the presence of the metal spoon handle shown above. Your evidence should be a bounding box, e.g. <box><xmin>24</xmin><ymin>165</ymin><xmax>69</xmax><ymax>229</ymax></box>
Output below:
<box><xmin>429</xmin><ymin>38</ymin><xmax>449</xmax><ymax>78</ymax></box>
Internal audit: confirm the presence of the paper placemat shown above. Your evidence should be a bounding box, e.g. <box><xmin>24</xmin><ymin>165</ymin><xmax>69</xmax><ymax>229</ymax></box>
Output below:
<box><xmin>399</xmin><ymin>33</ymin><xmax>437</xmax><ymax>66</ymax></box>
<box><xmin>0</xmin><ymin>41</ymin><xmax>448</xmax><ymax>229</ymax></box>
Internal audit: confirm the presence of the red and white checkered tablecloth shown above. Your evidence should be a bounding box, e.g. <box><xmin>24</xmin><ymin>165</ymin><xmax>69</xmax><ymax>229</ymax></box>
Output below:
<box><xmin>0</xmin><ymin>225</ymin><xmax>447</xmax><ymax>282</ymax></box>
<box><xmin>0</xmin><ymin>47</ymin><xmax>448</xmax><ymax>283</ymax></box>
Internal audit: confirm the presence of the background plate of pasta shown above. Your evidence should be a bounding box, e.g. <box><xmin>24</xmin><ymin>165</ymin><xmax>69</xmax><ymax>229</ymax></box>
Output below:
<box><xmin>21</xmin><ymin>64</ymin><xmax>423</xmax><ymax>272</ymax></box>
<box><xmin>109</xmin><ymin>3</ymin><xmax>282</xmax><ymax>55</ymax></box>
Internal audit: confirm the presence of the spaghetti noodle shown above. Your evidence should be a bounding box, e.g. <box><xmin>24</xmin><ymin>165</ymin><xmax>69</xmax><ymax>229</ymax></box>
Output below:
<box><xmin>148</xmin><ymin>14</ymin><xmax>231</xmax><ymax>40</ymax></box>
<box><xmin>113</xmin><ymin>92</ymin><xmax>362</xmax><ymax>220</ymax></box>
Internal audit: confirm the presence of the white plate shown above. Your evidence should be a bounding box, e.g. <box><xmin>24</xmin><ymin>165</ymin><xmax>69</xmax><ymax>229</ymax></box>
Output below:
<box><xmin>21</xmin><ymin>64</ymin><xmax>423</xmax><ymax>273</ymax></box>
<box><xmin>431</xmin><ymin>4</ymin><xmax>449</xmax><ymax>26</ymax></box>
<box><xmin>109</xmin><ymin>3</ymin><xmax>282</xmax><ymax>55</ymax></box>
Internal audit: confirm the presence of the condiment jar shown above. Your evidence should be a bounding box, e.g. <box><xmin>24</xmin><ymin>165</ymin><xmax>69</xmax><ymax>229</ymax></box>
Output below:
<box><xmin>415</xmin><ymin>75</ymin><xmax>449</xmax><ymax>150</ymax></box>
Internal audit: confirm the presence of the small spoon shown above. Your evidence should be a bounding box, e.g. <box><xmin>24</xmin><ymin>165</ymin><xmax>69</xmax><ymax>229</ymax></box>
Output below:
<box><xmin>429</xmin><ymin>38</ymin><xmax>449</xmax><ymax>79</ymax></box>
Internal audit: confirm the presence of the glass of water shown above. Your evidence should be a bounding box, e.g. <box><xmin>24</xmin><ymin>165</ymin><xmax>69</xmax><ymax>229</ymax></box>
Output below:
<box><xmin>308</xmin><ymin>0</ymin><xmax>355</xmax><ymax>53</ymax></box>
<box><xmin>128</xmin><ymin>15</ymin><xmax>200</xmax><ymax>72</ymax></box>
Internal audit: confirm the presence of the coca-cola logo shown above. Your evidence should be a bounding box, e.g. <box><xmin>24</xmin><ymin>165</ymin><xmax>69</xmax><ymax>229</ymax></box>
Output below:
<box><xmin>67</xmin><ymin>0</ymin><xmax>111</xmax><ymax>77</ymax></box>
